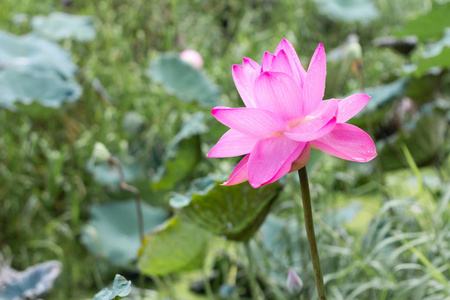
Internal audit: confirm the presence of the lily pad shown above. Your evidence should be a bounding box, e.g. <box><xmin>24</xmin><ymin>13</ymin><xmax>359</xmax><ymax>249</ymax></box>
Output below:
<box><xmin>169</xmin><ymin>176</ymin><xmax>218</xmax><ymax>208</ymax></box>
<box><xmin>0</xmin><ymin>30</ymin><xmax>77</xmax><ymax>78</ymax></box>
<box><xmin>93</xmin><ymin>274</ymin><xmax>132</xmax><ymax>300</ymax></box>
<box><xmin>349</xmin><ymin>78</ymin><xmax>409</xmax><ymax>128</ymax></box>
<box><xmin>0</xmin><ymin>68</ymin><xmax>82</xmax><ymax>111</ymax></box>
<box><xmin>138</xmin><ymin>215</ymin><xmax>209</xmax><ymax>275</ymax></box>
<box><xmin>312</xmin><ymin>0</ymin><xmax>379</xmax><ymax>24</ymax></box>
<box><xmin>152</xmin><ymin>112</ymin><xmax>207</xmax><ymax>191</ymax></box>
<box><xmin>252</xmin><ymin>215</ymin><xmax>302</xmax><ymax>286</ymax></box>
<box><xmin>0</xmin><ymin>260</ymin><xmax>62</xmax><ymax>300</ymax></box>
<box><xmin>86</xmin><ymin>159</ymin><xmax>140</xmax><ymax>187</ymax></box>
<box><xmin>394</xmin><ymin>2</ymin><xmax>450</xmax><ymax>42</ymax></box>
<box><xmin>32</xmin><ymin>12</ymin><xmax>96</xmax><ymax>42</ymax></box>
<box><xmin>415</xmin><ymin>28</ymin><xmax>450</xmax><ymax>76</ymax></box>
<box><xmin>148</xmin><ymin>54</ymin><xmax>220</xmax><ymax>108</ymax></box>
<box><xmin>372</xmin><ymin>36</ymin><xmax>417</xmax><ymax>56</ymax></box>
<box><xmin>182</xmin><ymin>178</ymin><xmax>283</xmax><ymax>241</ymax></box>
<box><xmin>0</xmin><ymin>30</ymin><xmax>81</xmax><ymax>112</ymax></box>
<box><xmin>406</xmin><ymin>72</ymin><xmax>444</xmax><ymax>104</ymax></box>
<box><xmin>363</xmin><ymin>78</ymin><xmax>409</xmax><ymax>113</ymax></box>
<box><xmin>81</xmin><ymin>200</ymin><xmax>169</xmax><ymax>266</ymax></box>
<box><xmin>379</xmin><ymin>105</ymin><xmax>447</xmax><ymax>170</ymax></box>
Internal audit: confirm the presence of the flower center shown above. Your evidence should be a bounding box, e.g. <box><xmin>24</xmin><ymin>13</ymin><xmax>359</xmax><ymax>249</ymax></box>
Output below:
<box><xmin>286</xmin><ymin>115</ymin><xmax>313</xmax><ymax>129</ymax></box>
<box><xmin>286</xmin><ymin>117</ymin><xmax>303</xmax><ymax>129</ymax></box>
<box><xmin>267</xmin><ymin>116</ymin><xmax>313</xmax><ymax>138</ymax></box>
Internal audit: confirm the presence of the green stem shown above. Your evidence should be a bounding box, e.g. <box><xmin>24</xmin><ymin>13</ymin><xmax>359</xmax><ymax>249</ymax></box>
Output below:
<box><xmin>202</xmin><ymin>268</ymin><xmax>215</xmax><ymax>300</ymax></box>
<box><xmin>244</xmin><ymin>241</ymin><xmax>260</xmax><ymax>300</ymax></box>
<box><xmin>109</xmin><ymin>157</ymin><xmax>147</xmax><ymax>298</ymax></box>
<box><xmin>151</xmin><ymin>275</ymin><xmax>177</xmax><ymax>300</ymax></box>
<box><xmin>108</xmin><ymin>157</ymin><xmax>144</xmax><ymax>241</ymax></box>
<box><xmin>298</xmin><ymin>167</ymin><xmax>327</xmax><ymax>300</ymax></box>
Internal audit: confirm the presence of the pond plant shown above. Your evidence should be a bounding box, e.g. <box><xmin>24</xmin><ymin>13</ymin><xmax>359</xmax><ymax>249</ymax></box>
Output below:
<box><xmin>207</xmin><ymin>38</ymin><xmax>376</xmax><ymax>299</ymax></box>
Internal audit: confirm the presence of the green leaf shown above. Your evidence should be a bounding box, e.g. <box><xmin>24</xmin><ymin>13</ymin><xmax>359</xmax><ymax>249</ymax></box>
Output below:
<box><xmin>394</xmin><ymin>2</ymin><xmax>450</xmax><ymax>42</ymax></box>
<box><xmin>93</xmin><ymin>274</ymin><xmax>132</xmax><ymax>300</ymax></box>
<box><xmin>394</xmin><ymin>233</ymin><xmax>450</xmax><ymax>288</ymax></box>
<box><xmin>148</xmin><ymin>54</ymin><xmax>220</xmax><ymax>108</ymax></box>
<box><xmin>379</xmin><ymin>105</ymin><xmax>447</xmax><ymax>171</ymax></box>
<box><xmin>349</xmin><ymin>78</ymin><xmax>408</xmax><ymax>128</ymax></box>
<box><xmin>32</xmin><ymin>12</ymin><xmax>96</xmax><ymax>42</ymax></box>
<box><xmin>363</xmin><ymin>78</ymin><xmax>409</xmax><ymax>113</ymax></box>
<box><xmin>81</xmin><ymin>200</ymin><xmax>169</xmax><ymax>266</ymax></box>
<box><xmin>182</xmin><ymin>178</ymin><xmax>283</xmax><ymax>241</ymax></box>
<box><xmin>251</xmin><ymin>215</ymin><xmax>302</xmax><ymax>286</ymax></box>
<box><xmin>111</xmin><ymin>275</ymin><xmax>132</xmax><ymax>298</ymax></box>
<box><xmin>415</xmin><ymin>28</ymin><xmax>450</xmax><ymax>75</ymax></box>
<box><xmin>152</xmin><ymin>112</ymin><xmax>207</xmax><ymax>191</ymax></box>
<box><xmin>0</xmin><ymin>31</ymin><xmax>81</xmax><ymax>112</ymax></box>
<box><xmin>169</xmin><ymin>176</ymin><xmax>218</xmax><ymax>208</ymax></box>
<box><xmin>138</xmin><ymin>215</ymin><xmax>209</xmax><ymax>275</ymax></box>
<box><xmin>0</xmin><ymin>68</ymin><xmax>82</xmax><ymax>111</ymax></box>
<box><xmin>85</xmin><ymin>159</ymin><xmax>140</xmax><ymax>187</ymax></box>
<box><xmin>0</xmin><ymin>30</ymin><xmax>77</xmax><ymax>78</ymax></box>
<box><xmin>405</xmin><ymin>72</ymin><xmax>443</xmax><ymax>104</ymax></box>
<box><xmin>312</xmin><ymin>0</ymin><xmax>379</xmax><ymax>23</ymax></box>
<box><xmin>0</xmin><ymin>260</ymin><xmax>62</xmax><ymax>300</ymax></box>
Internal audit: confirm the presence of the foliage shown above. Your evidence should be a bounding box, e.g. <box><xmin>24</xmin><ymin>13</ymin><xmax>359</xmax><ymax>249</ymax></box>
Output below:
<box><xmin>0</xmin><ymin>259</ymin><xmax>62</xmax><ymax>300</ymax></box>
<box><xmin>81</xmin><ymin>200</ymin><xmax>169</xmax><ymax>266</ymax></box>
<box><xmin>32</xmin><ymin>12</ymin><xmax>96</xmax><ymax>42</ymax></box>
<box><xmin>415</xmin><ymin>28</ymin><xmax>450</xmax><ymax>75</ymax></box>
<box><xmin>312</xmin><ymin>0</ymin><xmax>380</xmax><ymax>23</ymax></box>
<box><xmin>148</xmin><ymin>54</ymin><xmax>220</xmax><ymax>108</ymax></box>
<box><xmin>379</xmin><ymin>103</ymin><xmax>447</xmax><ymax>170</ymax></box>
<box><xmin>394</xmin><ymin>2</ymin><xmax>450</xmax><ymax>42</ymax></box>
<box><xmin>182</xmin><ymin>177</ymin><xmax>284</xmax><ymax>241</ymax></box>
<box><xmin>93</xmin><ymin>274</ymin><xmax>132</xmax><ymax>300</ymax></box>
<box><xmin>152</xmin><ymin>112</ymin><xmax>207</xmax><ymax>191</ymax></box>
<box><xmin>138</xmin><ymin>215</ymin><xmax>209</xmax><ymax>276</ymax></box>
<box><xmin>363</xmin><ymin>78</ymin><xmax>409</xmax><ymax>113</ymax></box>
<box><xmin>0</xmin><ymin>31</ymin><xmax>77</xmax><ymax>77</ymax></box>
<box><xmin>0</xmin><ymin>31</ymin><xmax>81</xmax><ymax>111</ymax></box>
<box><xmin>0</xmin><ymin>68</ymin><xmax>82</xmax><ymax>111</ymax></box>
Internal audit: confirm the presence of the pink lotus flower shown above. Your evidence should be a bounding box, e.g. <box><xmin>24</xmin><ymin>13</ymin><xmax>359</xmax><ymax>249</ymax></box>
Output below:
<box><xmin>207</xmin><ymin>39</ymin><xmax>376</xmax><ymax>188</ymax></box>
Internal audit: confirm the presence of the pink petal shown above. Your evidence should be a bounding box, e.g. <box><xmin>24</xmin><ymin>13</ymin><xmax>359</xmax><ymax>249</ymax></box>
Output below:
<box><xmin>207</xmin><ymin>129</ymin><xmax>260</xmax><ymax>158</ymax></box>
<box><xmin>337</xmin><ymin>93</ymin><xmax>370</xmax><ymax>123</ymax></box>
<box><xmin>264</xmin><ymin>142</ymin><xmax>308</xmax><ymax>186</ymax></box>
<box><xmin>212</xmin><ymin>106</ymin><xmax>288</xmax><ymax>137</ymax></box>
<box><xmin>285</xmin><ymin>118</ymin><xmax>336</xmax><ymax>142</ymax></box>
<box><xmin>232</xmin><ymin>58</ymin><xmax>261</xmax><ymax>108</ymax></box>
<box><xmin>274</xmin><ymin>39</ymin><xmax>307</xmax><ymax>87</ymax></box>
<box><xmin>247</xmin><ymin>135</ymin><xmax>300</xmax><ymax>188</ymax></box>
<box><xmin>261</xmin><ymin>51</ymin><xmax>275</xmax><ymax>72</ymax></box>
<box><xmin>222</xmin><ymin>154</ymin><xmax>250</xmax><ymax>186</ymax></box>
<box><xmin>302</xmin><ymin>43</ymin><xmax>327</xmax><ymax>115</ymax></box>
<box><xmin>253</xmin><ymin>72</ymin><xmax>302</xmax><ymax>121</ymax></box>
<box><xmin>284</xmin><ymin>99</ymin><xmax>338</xmax><ymax>141</ymax></box>
<box><xmin>312</xmin><ymin>123</ymin><xmax>377</xmax><ymax>162</ymax></box>
<box><xmin>289</xmin><ymin>142</ymin><xmax>311</xmax><ymax>172</ymax></box>
<box><xmin>270</xmin><ymin>50</ymin><xmax>298</xmax><ymax>84</ymax></box>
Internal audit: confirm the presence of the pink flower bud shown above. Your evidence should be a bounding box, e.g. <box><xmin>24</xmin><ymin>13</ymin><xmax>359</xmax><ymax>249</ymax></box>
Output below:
<box><xmin>287</xmin><ymin>268</ymin><xmax>303</xmax><ymax>295</ymax></box>
<box><xmin>180</xmin><ymin>49</ymin><xmax>203</xmax><ymax>69</ymax></box>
